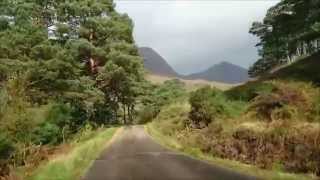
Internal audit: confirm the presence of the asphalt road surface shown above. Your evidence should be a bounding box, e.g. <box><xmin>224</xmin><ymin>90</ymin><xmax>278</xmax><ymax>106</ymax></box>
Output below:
<box><xmin>83</xmin><ymin>126</ymin><xmax>258</xmax><ymax>180</ymax></box>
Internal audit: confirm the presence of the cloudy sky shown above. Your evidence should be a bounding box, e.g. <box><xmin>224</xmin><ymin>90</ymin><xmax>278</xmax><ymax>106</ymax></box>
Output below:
<box><xmin>115</xmin><ymin>0</ymin><xmax>279</xmax><ymax>75</ymax></box>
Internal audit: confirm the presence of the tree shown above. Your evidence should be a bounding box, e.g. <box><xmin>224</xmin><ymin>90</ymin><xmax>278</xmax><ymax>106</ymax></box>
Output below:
<box><xmin>0</xmin><ymin>0</ymin><xmax>144</xmax><ymax>174</ymax></box>
<box><xmin>97</xmin><ymin>45</ymin><xmax>143</xmax><ymax>124</ymax></box>
<box><xmin>249</xmin><ymin>0</ymin><xmax>320</xmax><ymax>77</ymax></box>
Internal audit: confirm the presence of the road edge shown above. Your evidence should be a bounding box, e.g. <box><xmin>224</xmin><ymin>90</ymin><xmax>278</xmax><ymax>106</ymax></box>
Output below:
<box><xmin>145</xmin><ymin>123</ymin><xmax>315</xmax><ymax>180</ymax></box>
<box><xmin>81</xmin><ymin>127</ymin><xmax>124</xmax><ymax>178</ymax></box>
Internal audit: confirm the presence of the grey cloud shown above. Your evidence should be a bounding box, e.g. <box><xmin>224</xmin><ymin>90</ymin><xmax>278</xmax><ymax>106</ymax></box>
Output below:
<box><xmin>115</xmin><ymin>1</ymin><xmax>279</xmax><ymax>75</ymax></box>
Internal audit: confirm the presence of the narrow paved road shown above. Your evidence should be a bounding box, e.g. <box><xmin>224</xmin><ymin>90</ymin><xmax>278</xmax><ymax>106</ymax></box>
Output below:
<box><xmin>83</xmin><ymin>126</ymin><xmax>257</xmax><ymax>180</ymax></box>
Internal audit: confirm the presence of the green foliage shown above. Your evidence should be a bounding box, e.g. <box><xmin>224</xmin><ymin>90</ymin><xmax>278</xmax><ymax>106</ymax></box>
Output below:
<box><xmin>149</xmin><ymin>104</ymin><xmax>320</xmax><ymax>179</ymax></box>
<box><xmin>149</xmin><ymin>81</ymin><xmax>320</xmax><ymax>177</ymax></box>
<box><xmin>0</xmin><ymin>132</ymin><xmax>13</xmax><ymax>176</ymax></box>
<box><xmin>137</xmin><ymin>79</ymin><xmax>188</xmax><ymax>124</ymax></box>
<box><xmin>155</xmin><ymin>79</ymin><xmax>187</xmax><ymax>106</ymax></box>
<box><xmin>136</xmin><ymin>106</ymin><xmax>159</xmax><ymax>124</ymax></box>
<box><xmin>46</xmin><ymin>103</ymin><xmax>72</xmax><ymax>127</ymax></box>
<box><xmin>153</xmin><ymin>103</ymin><xmax>190</xmax><ymax>136</ymax></box>
<box><xmin>225</xmin><ymin>81</ymin><xmax>276</xmax><ymax>101</ymax></box>
<box><xmin>31</xmin><ymin>103</ymin><xmax>73</xmax><ymax>145</ymax></box>
<box><xmin>0</xmin><ymin>17</ymin><xmax>9</xmax><ymax>31</ymax></box>
<box><xmin>29</xmin><ymin>127</ymin><xmax>118</xmax><ymax>180</ymax></box>
<box><xmin>249</xmin><ymin>0</ymin><xmax>320</xmax><ymax>77</ymax></box>
<box><xmin>91</xmin><ymin>103</ymin><xmax>114</xmax><ymax>125</ymax></box>
<box><xmin>226</xmin><ymin>80</ymin><xmax>320</xmax><ymax>122</ymax></box>
<box><xmin>0</xmin><ymin>132</ymin><xmax>14</xmax><ymax>160</ymax></box>
<box><xmin>189</xmin><ymin>86</ymin><xmax>246</xmax><ymax>128</ymax></box>
<box><xmin>0</xmin><ymin>0</ymin><xmax>144</xmax><ymax>176</ymax></box>
<box><xmin>189</xmin><ymin>87</ymin><xmax>220</xmax><ymax>127</ymax></box>
<box><xmin>33</xmin><ymin>123</ymin><xmax>61</xmax><ymax>145</ymax></box>
<box><xmin>149</xmin><ymin>80</ymin><xmax>320</xmax><ymax>177</ymax></box>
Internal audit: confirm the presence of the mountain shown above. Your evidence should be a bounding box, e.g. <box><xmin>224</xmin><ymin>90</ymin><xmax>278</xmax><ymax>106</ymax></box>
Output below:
<box><xmin>139</xmin><ymin>47</ymin><xmax>178</xmax><ymax>77</ymax></box>
<box><xmin>139</xmin><ymin>47</ymin><xmax>249</xmax><ymax>84</ymax></box>
<box><xmin>184</xmin><ymin>62</ymin><xmax>249</xmax><ymax>84</ymax></box>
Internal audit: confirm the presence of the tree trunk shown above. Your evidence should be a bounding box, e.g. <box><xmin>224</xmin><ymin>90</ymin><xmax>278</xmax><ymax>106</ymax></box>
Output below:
<box><xmin>130</xmin><ymin>104</ymin><xmax>135</xmax><ymax>123</ymax></box>
<box><xmin>113</xmin><ymin>104</ymin><xmax>118</xmax><ymax>123</ymax></box>
<box><xmin>89</xmin><ymin>30</ymin><xmax>97</xmax><ymax>73</ymax></box>
<box><xmin>123</xmin><ymin>105</ymin><xmax>126</xmax><ymax>124</ymax></box>
<box><xmin>127</xmin><ymin>105</ymin><xmax>132</xmax><ymax>124</ymax></box>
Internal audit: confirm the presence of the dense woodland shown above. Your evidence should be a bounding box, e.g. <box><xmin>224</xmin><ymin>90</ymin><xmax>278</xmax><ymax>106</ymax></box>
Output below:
<box><xmin>249</xmin><ymin>0</ymin><xmax>320</xmax><ymax>77</ymax></box>
<box><xmin>0</xmin><ymin>0</ymin><xmax>144</xmax><ymax>176</ymax></box>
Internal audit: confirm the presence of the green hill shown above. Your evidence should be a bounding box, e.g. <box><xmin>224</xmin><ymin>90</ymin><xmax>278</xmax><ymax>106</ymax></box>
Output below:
<box><xmin>147</xmin><ymin>52</ymin><xmax>320</xmax><ymax>179</ymax></box>
<box><xmin>268</xmin><ymin>52</ymin><xmax>320</xmax><ymax>85</ymax></box>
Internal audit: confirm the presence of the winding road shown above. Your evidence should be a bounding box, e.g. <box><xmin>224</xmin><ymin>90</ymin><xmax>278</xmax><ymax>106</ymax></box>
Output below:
<box><xmin>83</xmin><ymin>126</ymin><xmax>257</xmax><ymax>180</ymax></box>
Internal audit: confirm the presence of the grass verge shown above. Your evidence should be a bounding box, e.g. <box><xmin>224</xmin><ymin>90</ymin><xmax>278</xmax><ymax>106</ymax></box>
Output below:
<box><xmin>28</xmin><ymin>127</ymin><xmax>120</xmax><ymax>180</ymax></box>
<box><xmin>146</xmin><ymin>123</ymin><xmax>315</xmax><ymax>180</ymax></box>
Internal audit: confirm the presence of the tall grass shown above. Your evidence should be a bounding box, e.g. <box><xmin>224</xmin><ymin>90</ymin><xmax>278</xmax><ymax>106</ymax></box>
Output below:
<box><xmin>146</xmin><ymin>123</ymin><xmax>315</xmax><ymax>180</ymax></box>
<box><xmin>146</xmin><ymin>93</ymin><xmax>318</xmax><ymax>180</ymax></box>
<box><xmin>28</xmin><ymin>127</ymin><xmax>118</xmax><ymax>180</ymax></box>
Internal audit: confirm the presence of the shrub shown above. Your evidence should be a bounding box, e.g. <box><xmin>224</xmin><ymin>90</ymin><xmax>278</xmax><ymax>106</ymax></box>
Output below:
<box><xmin>249</xmin><ymin>93</ymin><xmax>282</xmax><ymax>121</ymax></box>
<box><xmin>72</xmin><ymin>123</ymin><xmax>96</xmax><ymax>143</ymax></box>
<box><xmin>0</xmin><ymin>132</ymin><xmax>14</xmax><ymax>160</ymax></box>
<box><xmin>271</xmin><ymin>105</ymin><xmax>298</xmax><ymax>120</ymax></box>
<box><xmin>32</xmin><ymin>103</ymin><xmax>74</xmax><ymax>145</ymax></box>
<box><xmin>0</xmin><ymin>132</ymin><xmax>14</xmax><ymax>176</ymax></box>
<box><xmin>46</xmin><ymin>103</ymin><xmax>72</xmax><ymax>128</ymax></box>
<box><xmin>33</xmin><ymin>103</ymin><xmax>73</xmax><ymax>145</ymax></box>
<box><xmin>189</xmin><ymin>86</ymin><xmax>246</xmax><ymax>128</ymax></box>
<box><xmin>249</xmin><ymin>82</ymin><xmax>310</xmax><ymax>121</ymax></box>
<box><xmin>33</xmin><ymin>122</ymin><xmax>62</xmax><ymax>145</ymax></box>
<box><xmin>154</xmin><ymin>103</ymin><xmax>189</xmax><ymax>136</ymax></box>
<box><xmin>138</xmin><ymin>79</ymin><xmax>188</xmax><ymax>123</ymax></box>
<box><xmin>154</xmin><ymin>79</ymin><xmax>187</xmax><ymax>107</ymax></box>
<box><xmin>225</xmin><ymin>81</ymin><xmax>276</xmax><ymax>101</ymax></box>
<box><xmin>136</xmin><ymin>106</ymin><xmax>159</xmax><ymax>124</ymax></box>
<box><xmin>189</xmin><ymin>87</ymin><xmax>220</xmax><ymax>128</ymax></box>
<box><xmin>311</xmin><ymin>93</ymin><xmax>320</xmax><ymax>122</ymax></box>
<box><xmin>91</xmin><ymin>103</ymin><xmax>113</xmax><ymax>125</ymax></box>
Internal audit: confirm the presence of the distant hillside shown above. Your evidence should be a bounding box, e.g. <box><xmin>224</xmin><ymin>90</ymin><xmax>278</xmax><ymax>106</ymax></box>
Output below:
<box><xmin>146</xmin><ymin>74</ymin><xmax>237</xmax><ymax>91</ymax></box>
<box><xmin>139</xmin><ymin>47</ymin><xmax>178</xmax><ymax>77</ymax></box>
<box><xmin>184</xmin><ymin>62</ymin><xmax>249</xmax><ymax>84</ymax></box>
<box><xmin>139</xmin><ymin>47</ymin><xmax>249</xmax><ymax>84</ymax></box>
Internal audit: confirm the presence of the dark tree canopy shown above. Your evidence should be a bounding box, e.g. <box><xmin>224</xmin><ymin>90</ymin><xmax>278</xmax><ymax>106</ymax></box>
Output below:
<box><xmin>249</xmin><ymin>0</ymin><xmax>320</xmax><ymax>77</ymax></box>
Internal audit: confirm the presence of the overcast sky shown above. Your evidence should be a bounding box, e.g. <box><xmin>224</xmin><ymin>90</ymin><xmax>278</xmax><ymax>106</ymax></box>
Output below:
<box><xmin>115</xmin><ymin>0</ymin><xmax>279</xmax><ymax>75</ymax></box>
